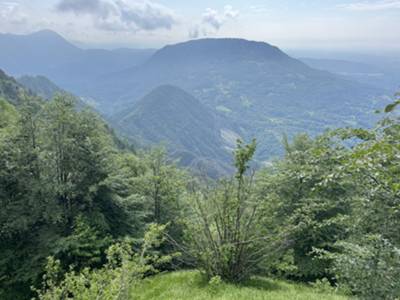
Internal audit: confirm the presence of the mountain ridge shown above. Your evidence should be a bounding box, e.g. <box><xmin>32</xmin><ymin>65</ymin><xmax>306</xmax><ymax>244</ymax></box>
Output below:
<box><xmin>0</xmin><ymin>30</ymin><xmax>155</xmax><ymax>94</ymax></box>
<box><xmin>0</xmin><ymin>31</ymin><xmax>389</xmax><ymax>169</ymax></box>
<box><xmin>115</xmin><ymin>85</ymin><xmax>239</xmax><ymax>176</ymax></box>
<box><xmin>94</xmin><ymin>37</ymin><xmax>385</xmax><ymax>162</ymax></box>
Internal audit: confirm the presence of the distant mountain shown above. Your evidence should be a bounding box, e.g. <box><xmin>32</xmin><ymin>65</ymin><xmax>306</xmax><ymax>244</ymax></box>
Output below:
<box><xmin>17</xmin><ymin>74</ymin><xmax>92</xmax><ymax>111</ymax></box>
<box><xmin>0</xmin><ymin>30</ymin><xmax>155</xmax><ymax>95</ymax></box>
<box><xmin>300</xmin><ymin>58</ymin><xmax>381</xmax><ymax>74</ymax></box>
<box><xmin>115</xmin><ymin>85</ymin><xmax>241</xmax><ymax>176</ymax></box>
<box><xmin>148</xmin><ymin>38</ymin><xmax>291</xmax><ymax>65</ymax></box>
<box><xmin>88</xmin><ymin>38</ymin><xmax>387</xmax><ymax>162</ymax></box>
<box><xmin>1</xmin><ymin>33</ymin><xmax>390</xmax><ymax>169</ymax></box>
<box><xmin>18</xmin><ymin>75</ymin><xmax>64</xmax><ymax>99</ymax></box>
<box><xmin>300</xmin><ymin>58</ymin><xmax>400</xmax><ymax>91</ymax></box>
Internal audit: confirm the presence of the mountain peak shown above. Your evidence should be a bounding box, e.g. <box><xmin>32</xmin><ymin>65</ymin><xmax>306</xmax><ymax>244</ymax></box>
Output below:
<box><xmin>149</xmin><ymin>38</ymin><xmax>290</xmax><ymax>65</ymax></box>
<box><xmin>29</xmin><ymin>29</ymin><xmax>62</xmax><ymax>38</ymax></box>
<box><xmin>26</xmin><ymin>30</ymin><xmax>77</xmax><ymax>48</ymax></box>
<box><xmin>116</xmin><ymin>84</ymin><xmax>234</xmax><ymax>176</ymax></box>
<box><xmin>134</xmin><ymin>85</ymin><xmax>203</xmax><ymax>113</ymax></box>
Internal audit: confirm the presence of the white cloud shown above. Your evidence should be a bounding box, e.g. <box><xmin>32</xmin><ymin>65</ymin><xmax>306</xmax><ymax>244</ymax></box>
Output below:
<box><xmin>223</xmin><ymin>5</ymin><xmax>239</xmax><ymax>19</ymax></box>
<box><xmin>56</xmin><ymin>0</ymin><xmax>178</xmax><ymax>32</ymax></box>
<box><xmin>338</xmin><ymin>0</ymin><xmax>400</xmax><ymax>11</ymax></box>
<box><xmin>202</xmin><ymin>8</ymin><xmax>224</xmax><ymax>30</ymax></box>
<box><xmin>0</xmin><ymin>2</ymin><xmax>27</xmax><ymax>27</ymax></box>
<box><xmin>190</xmin><ymin>5</ymin><xmax>239</xmax><ymax>38</ymax></box>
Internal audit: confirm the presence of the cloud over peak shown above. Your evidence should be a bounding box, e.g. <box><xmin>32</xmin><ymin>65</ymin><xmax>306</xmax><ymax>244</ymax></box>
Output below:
<box><xmin>56</xmin><ymin>0</ymin><xmax>177</xmax><ymax>32</ymax></box>
<box><xmin>190</xmin><ymin>5</ymin><xmax>239</xmax><ymax>38</ymax></box>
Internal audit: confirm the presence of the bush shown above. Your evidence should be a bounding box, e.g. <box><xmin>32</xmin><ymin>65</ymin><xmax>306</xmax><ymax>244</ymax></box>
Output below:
<box><xmin>180</xmin><ymin>140</ymin><xmax>273</xmax><ymax>283</ymax></box>
<box><xmin>34</xmin><ymin>224</ymin><xmax>177</xmax><ymax>300</ymax></box>
<box><xmin>327</xmin><ymin>235</ymin><xmax>400</xmax><ymax>300</ymax></box>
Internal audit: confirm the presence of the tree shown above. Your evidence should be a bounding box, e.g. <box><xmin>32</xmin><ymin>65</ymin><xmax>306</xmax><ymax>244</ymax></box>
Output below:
<box><xmin>323</xmin><ymin>96</ymin><xmax>400</xmax><ymax>298</ymax></box>
<box><xmin>180</xmin><ymin>139</ymin><xmax>271</xmax><ymax>282</ymax></box>
<box><xmin>0</xmin><ymin>94</ymin><xmax>141</xmax><ymax>299</ymax></box>
<box><xmin>256</xmin><ymin>134</ymin><xmax>354</xmax><ymax>280</ymax></box>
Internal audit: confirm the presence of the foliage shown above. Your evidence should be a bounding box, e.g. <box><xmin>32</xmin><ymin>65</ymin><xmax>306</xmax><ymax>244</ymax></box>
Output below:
<box><xmin>257</xmin><ymin>134</ymin><xmax>354</xmax><ymax>280</ymax></box>
<box><xmin>324</xmin><ymin>235</ymin><xmax>400</xmax><ymax>300</ymax></box>
<box><xmin>34</xmin><ymin>224</ymin><xmax>175</xmax><ymax>300</ymax></box>
<box><xmin>384</xmin><ymin>92</ymin><xmax>400</xmax><ymax>113</ymax></box>
<box><xmin>1</xmin><ymin>65</ymin><xmax>399</xmax><ymax>300</ymax></box>
<box><xmin>0</xmin><ymin>93</ymin><xmax>185</xmax><ymax>299</ymax></box>
<box><xmin>181</xmin><ymin>140</ymin><xmax>273</xmax><ymax>282</ymax></box>
<box><xmin>322</xmin><ymin>97</ymin><xmax>400</xmax><ymax>299</ymax></box>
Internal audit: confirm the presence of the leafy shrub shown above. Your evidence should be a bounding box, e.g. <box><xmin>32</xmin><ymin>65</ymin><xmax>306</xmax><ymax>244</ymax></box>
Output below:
<box><xmin>181</xmin><ymin>140</ymin><xmax>273</xmax><ymax>282</ymax></box>
<box><xmin>327</xmin><ymin>235</ymin><xmax>400</xmax><ymax>300</ymax></box>
<box><xmin>34</xmin><ymin>224</ymin><xmax>177</xmax><ymax>300</ymax></box>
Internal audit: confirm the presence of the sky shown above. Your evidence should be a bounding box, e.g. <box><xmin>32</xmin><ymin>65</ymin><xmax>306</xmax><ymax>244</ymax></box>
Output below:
<box><xmin>0</xmin><ymin>0</ymin><xmax>400</xmax><ymax>52</ymax></box>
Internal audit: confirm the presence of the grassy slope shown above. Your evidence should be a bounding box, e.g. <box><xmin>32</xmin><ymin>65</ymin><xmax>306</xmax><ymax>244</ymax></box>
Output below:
<box><xmin>132</xmin><ymin>271</ymin><xmax>350</xmax><ymax>300</ymax></box>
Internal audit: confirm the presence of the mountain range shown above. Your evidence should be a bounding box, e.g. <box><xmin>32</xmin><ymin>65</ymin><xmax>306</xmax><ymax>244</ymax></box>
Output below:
<box><xmin>300</xmin><ymin>57</ymin><xmax>400</xmax><ymax>91</ymax></box>
<box><xmin>0</xmin><ymin>30</ymin><xmax>155</xmax><ymax>93</ymax></box>
<box><xmin>0</xmin><ymin>30</ymin><xmax>391</xmax><ymax>174</ymax></box>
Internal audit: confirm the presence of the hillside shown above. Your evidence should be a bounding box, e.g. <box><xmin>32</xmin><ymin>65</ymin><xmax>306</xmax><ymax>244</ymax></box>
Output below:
<box><xmin>91</xmin><ymin>38</ymin><xmax>386</xmax><ymax>161</ymax></box>
<box><xmin>17</xmin><ymin>75</ymin><xmax>65</xmax><ymax>99</ymax></box>
<box><xmin>0</xmin><ymin>33</ymin><xmax>389</xmax><ymax>166</ymax></box>
<box><xmin>133</xmin><ymin>271</ymin><xmax>349</xmax><ymax>300</ymax></box>
<box><xmin>0</xmin><ymin>69</ymin><xmax>28</xmax><ymax>105</ymax></box>
<box><xmin>115</xmin><ymin>85</ymin><xmax>239</xmax><ymax>176</ymax></box>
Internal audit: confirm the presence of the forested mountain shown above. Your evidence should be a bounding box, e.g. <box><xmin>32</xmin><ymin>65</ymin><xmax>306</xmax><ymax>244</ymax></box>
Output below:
<box><xmin>114</xmin><ymin>85</ymin><xmax>240</xmax><ymax>176</ymax></box>
<box><xmin>91</xmin><ymin>38</ymin><xmax>387</xmax><ymax>162</ymax></box>
<box><xmin>0</xmin><ymin>32</ymin><xmax>390</xmax><ymax>167</ymax></box>
<box><xmin>0</xmin><ymin>69</ymin><xmax>30</xmax><ymax>105</ymax></box>
<box><xmin>0</xmin><ymin>30</ymin><xmax>155</xmax><ymax>93</ymax></box>
<box><xmin>1</xmin><ymin>41</ymin><xmax>399</xmax><ymax>299</ymax></box>
<box><xmin>17</xmin><ymin>75</ymin><xmax>65</xmax><ymax>99</ymax></box>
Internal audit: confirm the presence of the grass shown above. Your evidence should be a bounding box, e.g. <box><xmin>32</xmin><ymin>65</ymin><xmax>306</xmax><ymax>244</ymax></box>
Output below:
<box><xmin>132</xmin><ymin>270</ymin><xmax>350</xmax><ymax>300</ymax></box>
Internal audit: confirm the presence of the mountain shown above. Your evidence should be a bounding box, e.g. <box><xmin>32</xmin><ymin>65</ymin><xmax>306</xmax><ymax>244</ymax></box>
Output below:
<box><xmin>18</xmin><ymin>75</ymin><xmax>65</xmax><ymax>99</ymax></box>
<box><xmin>88</xmin><ymin>38</ymin><xmax>387</xmax><ymax>161</ymax></box>
<box><xmin>300</xmin><ymin>58</ymin><xmax>400</xmax><ymax>91</ymax></box>
<box><xmin>0</xmin><ymin>30</ymin><xmax>155</xmax><ymax>95</ymax></box>
<box><xmin>115</xmin><ymin>85</ymin><xmax>240</xmax><ymax>176</ymax></box>
<box><xmin>1</xmin><ymin>33</ymin><xmax>390</xmax><ymax>168</ymax></box>
<box><xmin>0</xmin><ymin>69</ymin><xmax>28</xmax><ymax>105</ymax></box>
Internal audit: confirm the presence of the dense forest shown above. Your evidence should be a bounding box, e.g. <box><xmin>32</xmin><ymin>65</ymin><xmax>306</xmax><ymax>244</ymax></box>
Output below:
<box><xmin>0</xmin><ymin>70</ymin><xmax>399</xmax><ymax>299</ymax></box>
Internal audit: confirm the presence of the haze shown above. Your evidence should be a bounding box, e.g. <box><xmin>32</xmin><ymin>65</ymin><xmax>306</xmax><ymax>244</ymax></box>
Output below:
<box><xmin>1</xmin><ymin>0</ymin><xmax>400</xmax><ymax>54</ymax></box>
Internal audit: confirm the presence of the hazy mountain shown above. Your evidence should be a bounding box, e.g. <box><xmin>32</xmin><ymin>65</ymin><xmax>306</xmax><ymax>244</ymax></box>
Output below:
<box><xmin>300</xmin><ymin>58</ymin><xmax>400</xmax><ymax>91</ymax></box>
<box><xmin>88</xmin><ymin>38</ymin><xmax>387</xmax><ymax>161</ymax></box>
<box><xmin>0</xmin><ymin>30</ymin><xmax>155</xmax><ymax>93</ymax></box>
<box><xmin>18</xmin><ymin>75</ymin><xmax>65</xmax><ymax>99</ymax></box>
<box><xmin>114</xmin><ymin>85</ymin><xmax>241</xmax><ymax>176</ymax></box>
<box><xmin>1</xmin><ymin>32</ymin><xmax>390</xmax><ymax>168</ymax></box>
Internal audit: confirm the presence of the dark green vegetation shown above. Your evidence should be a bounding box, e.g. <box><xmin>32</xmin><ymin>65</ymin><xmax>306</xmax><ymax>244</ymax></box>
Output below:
<box><xmin>0</xmin><ymin>31</ymin><xmax>391</xmax><ymax>174</ymax></box>
<box><xmin>0</xmin><ymin>69</ymin><xmax>30</xmax><ymax>105</ymax></box>
<box><xmin>1</xmin><ymin>67</ymin><xmax>399</xmax><ymax>299</ymax></box>
<box><xmin>0</xmin><ymin>71</ymin><xmax>186</xmax><ymax>299</ymax></box>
